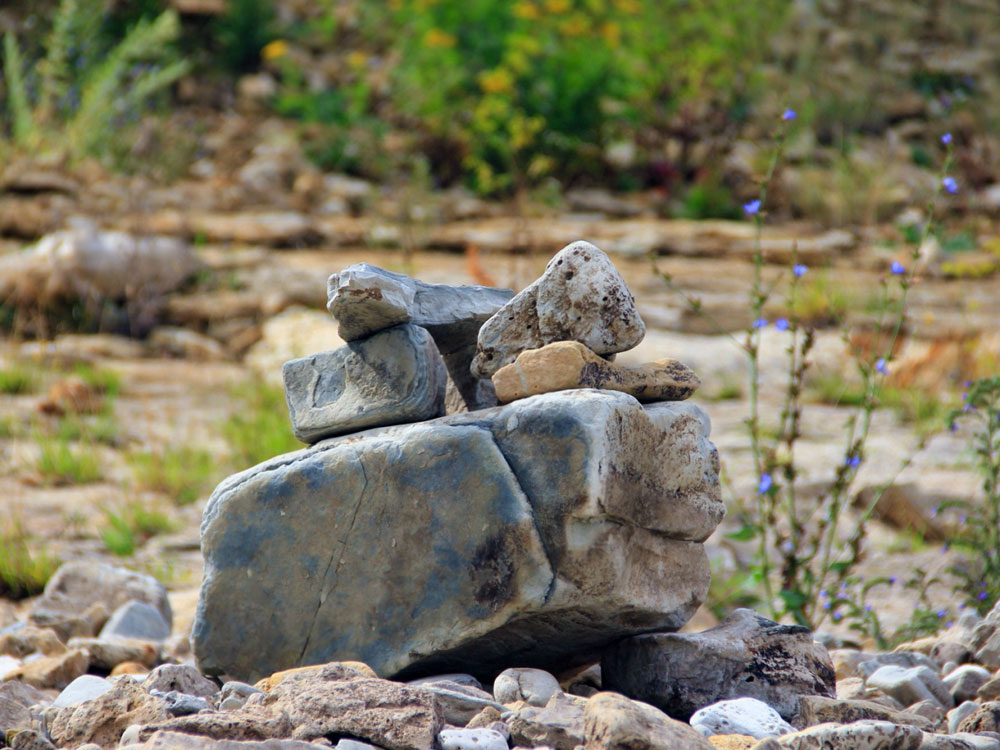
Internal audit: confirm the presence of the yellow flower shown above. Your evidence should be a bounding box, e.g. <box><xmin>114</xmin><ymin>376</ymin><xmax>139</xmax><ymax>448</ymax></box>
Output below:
<box><xmin>614</xmin><ymin>0</ymin><xmax>640</xmax><ymax>12</ymax></box>
<box><xmin>478</xmin><ymin>68</ymin><xmax>514</xmax><ymax>94</ymax></box>
<box><xmin>545</xmin><ymin>0</ymin><xmax>571</xmax><ymax>13</ymax></box>
<box><xmin>423</xmin><ymin>28</ymin><xmax>457</xmax><ymax>48</ymax></box>
<box><xmin>261</xmin><ymin>39</ymin><xmax>288</xmax><ymax>61</ymax></box>
<box><xmin>559</xmin><ymin>14</ymin><xmax>588</xmax><ymax>36</ymax></box>
<box><xmin>347</xmin><ymin>51</ymin><xmax>367</xmax><ymax>69</ymax></box>
<box><xmin>513</xmin><ymin>1</ymin><xmax>541</xmax><ymax>19</ymax></box>
<box><xmin>600</xmin><ymin>20</ymin><xmax>620</xmax><ymax>46</ymax></box>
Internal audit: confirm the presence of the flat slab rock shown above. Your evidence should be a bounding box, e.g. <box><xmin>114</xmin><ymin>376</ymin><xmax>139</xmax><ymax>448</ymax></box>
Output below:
<box><xmin>193</xmin><ymin>390</ymin><xmax>723</xmax><ymax>682</ymax></box>
<box><xmin>492</xmin><ymin>340</ymin><xmax>700</xmax><ymax>404</ymax></box>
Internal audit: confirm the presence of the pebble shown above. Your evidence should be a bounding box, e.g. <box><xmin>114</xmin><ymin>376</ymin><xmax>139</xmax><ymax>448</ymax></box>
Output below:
<box><xmin>438</xmin><ymin>727</ymin><xmax>509</xmax><ymax>750</ymax></box>
<box><xmin>949</xmin><ymin>701</ymin><xmax>981</xmax><ymax>733</ymax></box>
<box><xmin>690</xmin><ymin>697</ymin><xmax>794</xmax><ymax>738</ymax></box>
<box><xmin>493</xmin><ymin>668</ymin><xmax>561</xmax><ymax>707</ymax></box>
<box><xmin>52</xmin><ymin>675</ymin><xmax>112</xmax><ymax>708</ymax></box>
<box><xmin>866</xmin><ymin>664</ymin><xmax>953</xmax><ymax>710</ymax></box>
<box><xmin>944</xmin><ymin>664</ymin><xmax>992</xmax><ymax>703</ymax></box>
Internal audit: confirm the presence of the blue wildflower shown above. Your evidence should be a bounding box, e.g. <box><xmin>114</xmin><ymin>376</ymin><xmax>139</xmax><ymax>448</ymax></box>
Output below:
<box><xmin>875</xmin><ymin>358</ymin><xmax>889</xmax><ymax>375</ymax></box>
<box><xmin>945</xmin><ymin>621</ymin><xmax>954</xmax><ymax>628</ymax></box>
<box><xmin>832</xmin><ymin>611</ymin><xmax>842</xmax><ymax>622</ymax></box>
<box><xmin>744</xmin><ymin>199</ymin><xmax>762</xmax><ymax>215</ymax></box>
<box><xmin>864</xmin><ymin>604</ymin><xmax>873</xmax><ymax>612</ymax></box>
<box><xmin>941</xmin><ymin>133</ymin><xmax>952</xmax><ymax>145</ymax></box>
<box><xmin>793</xmin><ymin>264</ymin><xmax>807</xmax><ymax>277</ymax></box>
<box><xmin>937</xmin><ymin>609</ymin><xmax>947</xmax><ymax>618</ymax></box>
<box><xmin>758</xmin><ymin>473</ymin><xmax>773</xmax><ymax>494</ymax></box>
<box><xmin>846</xmin><ymin>455</ymin><xmax>861</xmax><ymax>468</ymax></box>
<box><xmin>943</xmin><ymin>176</ymin><xmax>958</xmax><ymax>194</ymax></box>
<box><xmin>752</xmin><ymin>317</ymin><xmax>768</xmax><ymax>329</ymax></box>
<box><xmin>775</xmin><ymin>318</ymin><xmax>789</xmax><ymax>332</ymax></box>
<box><xmin>891</xmin><ymin>260</ymin><xmax>905</xmax><ymax>275</ymax></box>
<box><xmin>979</xmin><ymin>590</ymin><xmax>989</xmax><ymax>601</ymax></box>
<box><xmin>782</xmin><ymin>109</ymin><xmax>796</xmax><ymax>121</ymax></box>
<box><xmin>889</xmin><ymin>576</ymin><xmax>897</xmax><ymax>584</ymax></box>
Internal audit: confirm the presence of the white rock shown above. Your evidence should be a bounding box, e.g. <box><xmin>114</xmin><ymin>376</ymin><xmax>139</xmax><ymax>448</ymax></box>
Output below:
<box><xmin>943</xmin><ymin>664</ymin><xmax>991</xmax><ymax>703</ymax></box>
<box><xmin>493</xmin><ymin>668</ymin><xmax>561</xmax><ymax>707</ymax></box>
<box><xmin>438</xmin><ymin>727</ymin><xmax>509</xmax><ymax>750</ymax></box>
<box><xmin>948</xmin><ymin>701</ymin><xmax>981</xmax><ymax>734</ymax></box>
<box><xmin>690</xmin><ymin>697</ymin><xmax>794</xmax><ymax>738</ymax></box>
<box><xmin>866</xmin><ymin>664</ymin><xmax>953</xmax><ymax>709</ymax></box>
<box><xmin>53</xmin><ymin>675</ymin><xmax>112</xmax><ymax>708</ymax></box>
<box><xmin>119</xmin><ymin>724</ymin><xmax>143</xmax><ymax>746</ymax></box>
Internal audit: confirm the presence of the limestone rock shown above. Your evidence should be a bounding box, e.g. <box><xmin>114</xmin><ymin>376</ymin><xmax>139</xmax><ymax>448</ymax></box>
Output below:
<box><xmin>99</xmin><ymin>601</ymin><xmax>171</xmax><ymax>642</ymax></box>
<box><xmin>795</xmin><ymin>695</ymin><xmax>934</xmax><ymax>731</ymax></box>
<box><xmin>254</xmin><ymin>663</ymin><xmax>375</xmax><ymax>692</ymax></box>
<box><xmin>583</xmin><ymin>691</ymin><xmax>715</xmax><ymax>750</ymax></box>
<box><xmin>472</xmin><ymin>241</ymin><xmax>645</xmax><ymax>378</ymax></box>
<box><xmin>9</xmin><ymin>730</ymin><xmax>56</xmax><ymax>750</ymax></box>
<box><xmin>327</xmin><ymin>262</ymin><xmax>513</xmax><ymax>409</ymax></box>
<box><xmin>752</xmin><ymin>720</ymin><xmax>922</xmax><ymax>749</ymax></box>
<box><xmin>132</xmin><ymin>731</ymin><xmax>327</xmax><ymax>750</ymax></box>
<box><xmin>689</xmin><ymin>698</ymin><xmax>793</xmax><ymax>739</ymax></box>
<box><xmin>30</xmin><ymin>562</ymin><xmax>171</xmax><ymax>642</ymax></box>
<box><xmin>948</xmin><ymin>701</ymin><xmax>980</xmax><ymax>734</ymax></box>
<box><xmin>943</xmin><ymin>665</ymin><xmax>991</xmax><ymax>703</ymax></box>
<box><xmin>3</xmin><ymin>649</ymin><xmax>89</xmax><ymax>690</ymax></box>
<box><xmin>957</xmin><ymin>701</ymin><xmax>1000</xmax><ymax>733</ymax></box>
<box><xmin>195</xmin><ymin>390</ymin><xmax>719</xmax><ymax>682</ymax></box>
<box><xmin>281</xmin><ymin>324</ymin><xmax>447</xmax><ymax>443</ymax></box>
<box><xmin>0</xmin><ymin>627</ymin><xmax>66</xmax><ymax>657</ymax></box>
<box><xmin>66</xmin><ymin>638</ymin><xmax>159</xmax><ymax>671</ymax></box>
<box><xmin>49</xmin><ymin>677</ymin><xmax>169</xmax><ymax>749</ymax></box>
<box><xmin>508</xmin><ymin>692</ymin><xmax>587</xmax><ymax>750</ymax></box>
<box><xmin>52</xmin><ymin>675</ymin><xmax>113</xmax><ymax>708</ymax></box>
<box><xmin>866</xmin><ymin>665</ymin><xmax>953</xmax><ymax>710</ymax></box>
<box><xmin>492</xmin><ymin>341</ymin><xmax>699</xmax><ymax>404</ymax></box>
<box><xmin>494</xmin><ymin>668</ymin><xmax>561</xmax><ymax>706</ymax></box>
<box><xmin>143</xmin><ymin>665</ymin><xmax>219</xmax><ymax>699</ymax></box>
<box><xmin>601</xmin><ymin>608</ymin><xmax>835</xmax><ymax>721</ymax></box>
<box><xmin>406</xmin><ymin>680</ymin><xmax>501</xmax><ymax>725</ymax></box>
<box><xmin>438</xmin><ymin>727</ymin><xmax>508</xmax><ymax>750</ymax></box>
<box><xmin>0</xmin><ymin>698</ymin><xmax>31</xmax><ymax>734</ymax></box>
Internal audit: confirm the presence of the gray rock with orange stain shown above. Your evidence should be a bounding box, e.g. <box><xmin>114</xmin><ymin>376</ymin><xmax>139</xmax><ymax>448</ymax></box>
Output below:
<box><xmin>471</xmin><ymin>241</ymin><xmax>645</xmax><ymax>379</ymax></box>
<box><xmin>193</xmin><ymin>389</ymin><xmax>722</xmax><ymax>683</ymax></box>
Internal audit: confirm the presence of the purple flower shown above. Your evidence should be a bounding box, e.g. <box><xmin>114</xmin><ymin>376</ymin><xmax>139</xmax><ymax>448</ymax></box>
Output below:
<box><xmin>937</xmin><ymin>609</ymin><xmax>947</xmax><ymax>618</ymax></box>
<box><xmin>941</xmin><ymin>133</ymin><xmax>952</xmax><ymax>145</ymax></box>
<box><xmin>864</xmin><ymin>604</ymin><xmax>873</xmax><ymax>612</ymax></box>
<box><xmin>782</xmin><ymin>109</ymin><xmax>797</xmax><ymax>121</ymax></box>
<box><xmin>889</xmin><ymin>576</ymin><xmax>897</xmax><ymax>584</ymax></box>
<box><xmin>943</xmin><ymin>176</ymin><xmax>958</xmax><ymax>194</ymax></box>
<box><xmin>891</xmin><ymin>260</ymin><xmax>905</xmax><ymax>275</ymax></box>
<box><xmin>832</xmin><ymin>611</ymin><xmax>842</xmax><ymax>622</ymax></box>
<box><xmin>775</xmin><ymin>318</ymin><xmax>789</xmax><ymax>332</ymax></box>
<box><xmin>945</xmin><ymin>621</ymin><xmax>954</xmax><ymax>628</ymax></box>
<box><xmin>793</xmin><ymin>264</ymin><xmax>807</xmax><ymax>277</ymax></box>
<box><xmin>979</xmin><ymin>590</ymin><xmax>989</xmax><ymax>601</ymax></box>
<box><xmin>822</xmin><ymin>600</ymin><xmax>831</xmax><ymax>611</ymax></box>
<box><xmin>758</xmin><ymin>473</ymin><xmax>773</xmax><ymax>494</ymax></box>
<box><xmin>846</xmin><ymin>455</ymin><xmax>861</xmax><ymax>468</ymax></box>
<box><xmin>941</xmin><ymin>543</ymin><xmax>949</xmax><ymax>553</ymax></box>
<box><xmin>875</xmin><ymin>358</ymin><xmax>889</xmax><ymax>375</ymax></box>
<box><xmin>744</xmin><ymin>199</ymin><xmax>762</xmax><ymax>215</ymax></box>
<box><xmin>752</xmin><ymin>317</ymin><xmax>768</xmax><ymax>329</ymax></box>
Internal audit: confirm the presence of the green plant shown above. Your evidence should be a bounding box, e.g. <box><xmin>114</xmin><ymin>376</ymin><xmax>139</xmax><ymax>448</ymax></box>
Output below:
<box><xmin>0</xmin><ymin>518</ymin><xmax>61</xmax><ymax>599</ymax></box>
<box><xmin>944</xmin><ymin>376</ymin><xmax>1000</xmax><ymax>614</ymax></box>
<box><xmin>2</xmin><ymin>0</ymin><xmax>190</xmax><ymax>161</ymax></box>
<box><xmin>223</xmin><ymin>381</ymin><xmax>302</xmax><ymax>469</ymax></box>
<box><xmin>128</xmin><ymin>446</ymin><xmax>218</xmax><ymax>505</ymax></box>
<box><xmin>808</xmin><ymin>373</ymin><xmax>949</xmax><ymax>435</ymax></box>
<box><xmin>0</xmin><ymin>363</ymin><xmax>41</xmax><ymax>394</ymax></box>
<box><xmin>100</xmin><ymin>501</ymin><xmax>175</xmax><ymax>557</ymax></box>
<box><xmin>69</xmin><ymin>362</ymin><xmax>123</xmax><ymax>398</ymax></box>
<box><xmin>212</xmin><ymin>0</ymin><xmax>275</xmax><ymax>73</ymax></box>
<box><xmin>36</xmin><ymin>435</ymin><xmax>103</xmax><ymax>485</ymax></box>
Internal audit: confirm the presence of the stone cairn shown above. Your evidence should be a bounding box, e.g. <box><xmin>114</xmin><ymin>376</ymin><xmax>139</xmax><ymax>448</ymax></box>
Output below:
<box><xmin>193</xmin><ymin>240</ymin><xmax>724</xmax><ymax>686</ymax></box>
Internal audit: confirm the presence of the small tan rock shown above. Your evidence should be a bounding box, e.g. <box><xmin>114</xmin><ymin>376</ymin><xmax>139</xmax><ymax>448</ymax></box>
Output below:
<box><xmin>67</xmin><ymin>638</ymin><xmax>159</xmax><ymax>671</ymax></box>
<box><xmin>0</xmin><ymin>627</ymin><xmax>66</xmax><ymax>658</ymax></box>
<box><xmin>708</xmin><ymin>735</ymin><xmax>757</xmax><ymax>750</ymax></box>
<box><xmin>49</xmin><ymin>677</ymin><xmax>169</xmax><ymax>749</ymax></box>
<box><xmin>492</xmin><ymin>340</ymin><xmax>699</xmax><ymax>404</ymax></box>
<box><xmin>3</xmin><ymin>649</ymin><xmax>88</xmax><ymax>690</ymax></box>
<box><xmin>110</xmin><ymin>661</ymin><xmax>150</xmax><ymax>677</ymax></box>
<box><xmin>583</xmin><ymin>691</ymin><xmax>715</xmax><ymax>750</ymax></box>
<box><xmin>254</xmin><ymin>661</ymin><xmax>376</xmax><ymax>692</ymax></box>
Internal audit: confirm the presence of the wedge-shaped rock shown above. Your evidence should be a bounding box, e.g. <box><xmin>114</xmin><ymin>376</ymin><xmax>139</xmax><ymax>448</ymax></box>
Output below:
<box><xmin>282</xmin><ymin>324</ymin><xmax>447</xmax><ymax>443</ymax></box>
<box><xmin>602</xmin><ymin>608</ymin><xmax>836</xmax><ymax>721</ymax></box>
<box><xmin>472</xmin><ymin>241</ymin><xmax>645</xmax><ymax>379</ymax></box>
<box><xmin>492</xmin><ymin>341</ymin><xmax>700</xmax><ymax>403</ymax></box>
<box><xmin>194</xmin><ymin>390</ymin><xmax>721</xmax><ymax>682</ymax></box>
<box><xmin>327</xmin><ymin>263</ymin><xmax>513</xmax><ymax>409</ymax></box>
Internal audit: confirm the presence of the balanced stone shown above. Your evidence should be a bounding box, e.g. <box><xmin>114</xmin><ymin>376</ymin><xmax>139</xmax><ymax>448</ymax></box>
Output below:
<box><xmin>282</xmin><ymin>324</ymin><xmax>447</xmax><ymax>443</ymax></box>
<box><xmin>492</xmin><ymin>340</ymin><xmax>700</xmax><ymax>404</ymax></box>
<box><xmin>471</xmin><ymin>241</ymin><xmax>645</xmax><ymax>379</ymax></box>
<box><xmin>327</xmin><ymin>263</ymin><xmax>513</xmax><ymax>409</ymax></box>
<box><xmin>194</xmin><ymin>390</ymin><xmax>722</xmax><ymax>683</ymax></box>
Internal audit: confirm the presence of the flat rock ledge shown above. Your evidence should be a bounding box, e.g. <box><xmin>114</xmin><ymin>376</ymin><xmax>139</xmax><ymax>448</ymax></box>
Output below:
<box><xmin>193</xmin><ymin>389</ymin><xmax>723</xmax><ymax>683</ymax></box>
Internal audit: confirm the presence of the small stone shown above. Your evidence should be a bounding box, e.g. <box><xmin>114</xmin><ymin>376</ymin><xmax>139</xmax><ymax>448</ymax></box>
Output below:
<box><xmin>254</xmin><ymin>662</ymin><xmax>376</xmax><ymax>692</ymax></box>
<box><xmin>689</xmin><ymin>698</ymin><xmax>794</xmax><ymax>739</ymax></box>
<box><xmin>3</xmin><ymin>648</ymin><xmax>89</xmax><ymax>690</ymax></box>
<box><xmin>796</xmin><ymin>695</ymin><xmax>933</xmax><ymax>731</ymax></box>
<box><xmin>413</xmin><ymin>680</ymin><xmax>503</xmax><ymax>725</ymax></box>
<box><xmin>492</xmin><ymin>341</ymin><xmax>700</xmax><ymax>404</ymax></box>
<box><xmin>282</xmin><ymin>324</ymin><xmax>447</xmax><ymax>443</ymax></box>
<box><xmin>950</xmin><ymin>701</ymin><xmax>981</xmax><ymax>734</ymax></box>
<box><xmin>143</xmin><ymin>665</ymin><xmax>218</xmax><ymax>699</ymax></box>
<box><xmin>110</xmin><ymin>662</ymin><xmax>150</xmax><ymax>677</ymax></box>
<box><xmin>0</xmin><ymin>627</ymin><xmax>66</xmax><ymax>658</ymax></box>
<box><xmin>220</xmin><ymin>681</ymin><xmax>262</xmax><ymax>702</ymax></box>
<box><xmin>495</xmin><ymin>668</ymin><xmax>562</xmax><ymax>707</ymax></box>
<box><xmin>602</xmin><ymin>608</ymin><xmax>835</xmax><ymax>721</ymax></box>
<box><xmin>921</xmin><ymin>733</ymin><xmax>998</xmax><ymax>750</ymax></box>
<box><xmin>908</xmin><ymin>698</ymin><xmax>946</xmax><ymax>726</ymax></box>
<box><xmin>120</xmin><ymin>724</ymin><xmax>143</xmax><ymax>746</ymax></box>
<box><xmin>68</xmin><ymin>637</ymin><xmax>159</xmax><ymax>671</ymax></box>
<box><xmin>758</xmin><ymin>720</ymin><xmax>921</xmax><ymax>749</ymax></box>
<box><xmin>438</xmin><ymin>727</ymin><xmax>509</xmax><ymax>750</ymax></box>
<box><xmin>472</xmin><ymin>241</ymin><xmax>645</xmax><ymax>379</ymax></box>
<box><xmin>219</xmin><ymin>696</ymin><xmax>244</xmax><ymax>711</ymax></box>
<box><xmin>866</xmin><ymin>664</ymin><xmax>953</xmax><ymax>710</ymax></box>
<box><xmin>9</xmin><ymin>729</ymin><xmax>57</xmax><ymax>750</ymax></box>
<box><xmin>53</xmin><ymin>675</ymin><xmax>113</xmax><ymax>708</ymax></box>
<box><xmin>944</xmin><ymin>664</ymin><xmax>992</xmax><ymax>703</ymax></box>
<box><xmin>466</xmin><ymin>706</ymin><xmax>504</xmax><ymax>729</ymax></box>
<box><xmin>583</xmin><ymin>691</ymin><xmax>714</xmax><ymax>750</ymax></box>
<box><xmin>150</xmin><ymin>690</ymin><xmax>213</xmax><ymax>716</ymax></box>
<box><xmin>408</xmin><ymin>673</ymin><xmax>483</xmax><ymax>690</ymax></box>
<box><xmin>509</xmin><ymin>692</ymin><xmax>586</xmax><ymax>750</ymax></box>
<box><xmin>858</xmin><ymin>652</ymin><xmax>939</xmax><ymax>679</ymax></box>
<box><xmin>706</xmin><ymin>736</ymin><xmax>757</xmax><ymax>750</ymax></box>
<box><xmin>334</xmin><ymin>741</ymin><xmax>382</xmax><ymax>750</ymax></box>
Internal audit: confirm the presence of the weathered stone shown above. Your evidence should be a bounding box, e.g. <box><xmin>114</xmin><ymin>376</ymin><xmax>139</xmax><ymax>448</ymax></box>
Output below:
<box><xmin>601</xmin><ymin>609</ymin><xmax>835</xmax><ymax>721</ymax></box>
<box><xmin>909</xmin><ymin>698</ymin><xmax>946</xmax><ymax>727</ymax></box>
<box><xmin>254</xmin><ymin>663</ymin><xmax>375</xmax><ymax>693</ymax></box>
<box><xmin>509</xmin><ymin>692</ymin><xmax>586</xmax><ymax>750</ymax></box>
<box><xmin>132</xmin><ymin>730</ymin><xmax>328</xmax><ymax>750</ymax></box>
<box><xmin>30</xmin><ymin>563</ymin><xmax>171</xmax><ymax>642</ymax></box>
<box><xmin>137</xmin><ymin>708</ymin><xmax>292</xmax><ymax>744</ymax></box>
<box><xmin>583</xmin><ymin>691</ymin><xmax>715</xmax><ymax>750</ymax></box>
<box><xmin>153</xmin><ymin>691</ymin><xmax>214</xmax><ymax>716</ymax></box>
<box><xmin>281</xmin><ymin>324</ymin><xmax>447</xmax><ymax>443</ymax></box>
<box><xmin>0</xmin><ymin>698</ymin><xmax>31</xmax><ymax>734</ymax></box>
<box><xmin>49</xmin><ymin>677</ymin><xmax>169</xmax><ymax>749</ymax></box>
<box><xmin>99</xmin><ymin>601</ymin><xmax>171</xmax><ymax>642</ymax></box>
<box><xmin>52</xmin><ymin>675</ymin><xmax>113</xmax><ymax>708</ymax></box>
<box><xmin>949</xmin><ymin>701</ymin><xmax>980</xmax><ymax>733</ymax></box>
<box><xmin>866</xmin><ymin>665</ymin><xmax>953</xmax><ymax>709</ymax></box>
<box><xmin>438</xmin><ymin>727</ymin><xmax>508</xmax><ymax>750</ymax></box>
<box><xmin>858</xmin><ymin>652</ymin><xmax>940</xmax><ymax>679</ymax></box>
<box><xmin>0</xmin><ymin>681</ymin><xmax>49</xmax><ymax>708</ymax></box>
<box><xmin>944</xmin><ymin>664</ymin><xmax>992</xmax><ymax>703</ymax></box>
<box><xmin>66</xmin><ymin>638</ymin><xmax>159</xmax><ymax>671</ymax></box>
<box><xmin>958</xmin><ymin>701</ymin><xmax>1000</xmax><ymax>733</ymax></box>
<box><xmin>0</xmin><ymin>627</ymin><xmax>66</xmax><ymax>658</ymax></box>
<box><xmin>3</xmin><ymin>649</ymin><xmax>89</xmax><ymax>690</ymax></box>
<box><xmin>472</xmin><ymin>241</ymin><xmax>645</xmax><ymax>379</ymax></box>
<box><xmin>195</xmin><ymin>390</ymin><xmax>718</xmax><ymax>682</ymax></box>
<box><xmin>408</xmin><ymin>680</ymin><xmax>502</xmax><ymax>725</ymax></box>
<box><xmin>9</xmin><ymin>729</ymin><xmax>56</xmax><ymax>750</ymax></box>
<box><xmin>492</xmin><ymin>341</ymin><xmax>700</xmax><ymax>404</ymax></box>
<box><xmin>752</xmin><ymin>720</ymin><xmax>922</xmax><ymax>749</ymax></box>
<box><xmin>327</xmin><ymin>262</ymin><xmax>513</xmax><ymax>410</ymax></box>
<box><xmin>706</xmin><ymin>735</ymin><xmax>756</xmax><ymax>749</ymax></box>
<box><xmin>689</xmin><ymin>698</ymin><xmax>793</xmax><ymax>739</ymax></box>
<box><xmin>795</xmin><ymin>695</ymin><xmax>934</xmax><ymax>731</ymax></box>
<box><xmin>143</xmin><ymin>665</ymin><xmax>218</xmax><ymax>699</ymax></box>
<box><xmin>494</xmin><ymin>668</ymin><xmax>561</xmax><ymax>707</ymax></box>
<box><xmin>920</xmin><ymin>733</ymin><xmax>998</xmax><ymax>750</ymax></box>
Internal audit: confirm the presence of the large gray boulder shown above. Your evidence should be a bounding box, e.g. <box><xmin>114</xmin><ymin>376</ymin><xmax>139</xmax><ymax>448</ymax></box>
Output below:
<box><xmin>193</xmin><ymin>390</ymin><xmax>722</xmax><ymax>682</ymax></box>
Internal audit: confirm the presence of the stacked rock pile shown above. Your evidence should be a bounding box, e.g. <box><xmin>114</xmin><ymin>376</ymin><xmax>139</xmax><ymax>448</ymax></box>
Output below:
<box><xmin>193</xmin><ymin>240</ymin><xmax>721</xmax><ymax>683</ymax></box>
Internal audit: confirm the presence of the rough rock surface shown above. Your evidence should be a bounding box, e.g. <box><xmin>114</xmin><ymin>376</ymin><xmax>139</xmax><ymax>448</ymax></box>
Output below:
<box><xmin>472</xmin><ymin>241</ymin><xmax>645</xmax><ymax>379</ymax></box>
<box><xmin>795</xmin><ymin>695</ymin><xmax>934</xmax><ymax>731</ymax></box>
<box><xmin>583</xmin><ymin>691</ymin><xmax>715</xmax><ymax>750</ymax></box>
<box><xmin>508</xmin><ymin>691</ymin><xmax>587</xmax><ymax>750</ymax></box>
<box><xmin>132</xmin><ymin>731</ymin><xmax>328</xmax><ymax>750</ymax></box>
<box><xmin>751</xmin><ymin>720</ymin><xmax>922</xmax><ymax>750</ymax></box>
<box><xmin>48</xmin><ymin>677</ymin><xmax>169</xmax><ymax>749</ymax></box>
<box><xmin>327</xmin><ymin>263</ymin><xmax>513</xmax><ymax>409</ymax></box>
<box><xmin>492</xmin><ymin>340</ymin><xmax>700</xmax><ymax>403</ymax></box>
<box><xmin>601</xmin><ymin>608</ymin><xmax>835</xmax><ymax>721</ymax></box>
<box><xmin>194</xmin><ymin>390</ymin><xmax>720</xmax><ymax>682</ymax></box>
<box><xmin>493</xmin><ymin>667</ymin><xmax>561</xmax><ymax>707</ymax></box>
<box><xmin>689</xmin><ymin>697</ymin><xmax>794</xmax><ymax>738</ymax></box>
<box><xmin>282</xmin><ymin>324</ymin><xmax>447</xmax><ymax>443</ymax></box>
<box><xmin>866</xmin><ymin>665</ymin><xmax>953</xmax><ymax>710</ymax></box>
